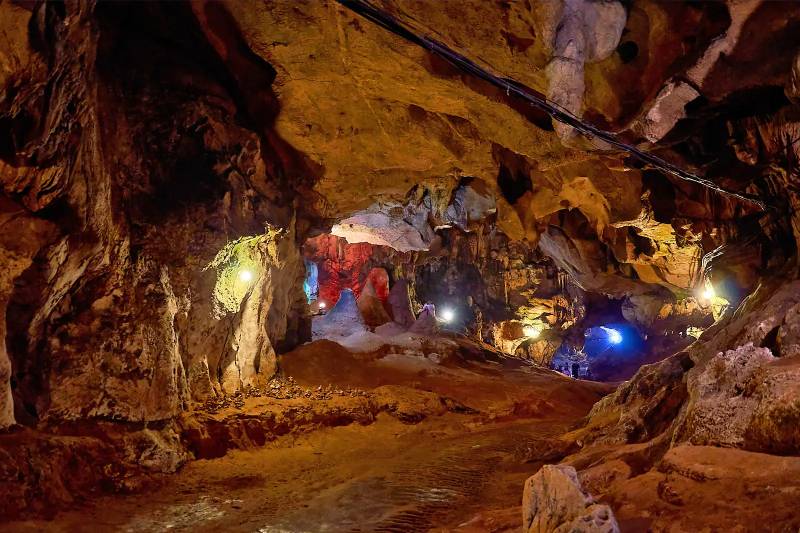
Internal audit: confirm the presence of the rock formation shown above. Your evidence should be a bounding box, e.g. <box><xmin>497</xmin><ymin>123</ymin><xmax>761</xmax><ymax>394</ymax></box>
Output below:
<box><xmin>312</xmin><ymin>289</ymin><xmax>366</xmax><ymax>340</ymax></box>
<box><xmin>522</xmin><ymin>464</ymin><xmax>619</xmax><ymax>533</ymax></box>
<box><xmin>387</xmin><ymin>279</ymin><xmax>416</xmax><ymax>328</ymax></box>
<box><xmin>356</xmin><ymin>279</ymin><xmax>391</xmax><ymax>328</ymax></box>
<box><xmin>2</xmin><ymin>0</ymin><xmax>800</xmax><ymax>529</ymax></box>
<box><xmin>409</xmin><ymin>303</ymin><xmax>439</xmax><ymax>335</ymax></box>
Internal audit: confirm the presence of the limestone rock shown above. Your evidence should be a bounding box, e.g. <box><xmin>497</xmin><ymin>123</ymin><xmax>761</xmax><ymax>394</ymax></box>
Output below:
<box><xmin>388</xmin><ymin>280</ymin><xmax>416</xmax><ymax>328</ymax></box>
<box><xmin>332</xmin><ymin>205</ymin><xmax>430</xmax><ymax>252</ymax></box>
<box><xmin>374</xmin><ymin>321</ymin><xmax>407</xmax><ymax>337</ymax></box>
<box><xmin>577</xmin><ymin>352</ymin><xmax>692</xmax><ymax>446</ymax></box>
<box><xmin>409</xmin><ymin>303</ymin><xmax>439</xmax><ymax>334</ymax></box>
<box><xmin>640</xmin><ymin>81</ymin><xmax>700</xmax><ymax>143</ymax></box>
<box><xmin>408</xmin><ymin>304</ymin><xmax>439</xmax><ymax>335</ymax></box>
<box><xmin>545</xmin><ymin>0</ymin><xmax>627</xmax><ymax>141</ymax></box>
<box><xmin>522</xmin><ymin>464</ymin><xmax>619</xmax><ymax>533</ymax></box>
<box><xmin>357</xmin><ymin>279</ymin><xmax>391</xmax><ymax>328</ymax></box>
<box><xmin>521</xmin><ymin>338</ymin><xmax>563</xmax><ymax>367</ymax></box>
<box><xmin>312</xmin><ymin>289</ymin><xmax>367</xmax><ymax>340</ymax></box>
<box><xmin>680</xmin><ymin>342</ymin><xmax>800</xmax><ymax>454</ymax></box>
<box><xmin>681</xmin><ymin>343</ymin><xmax>775</xmax><ymax>448</ymax></box>
<box><xmin>636</xmin><ymin>0</ymin><xmax>762</xmax><ymax>142</ymax></box>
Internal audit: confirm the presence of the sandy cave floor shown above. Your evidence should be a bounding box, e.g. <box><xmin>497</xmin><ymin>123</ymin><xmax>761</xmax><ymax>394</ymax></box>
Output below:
<box><xmin>5</xmin><ymin>338</ymin><xmax>612</xmax><ymax>532</ymax></box>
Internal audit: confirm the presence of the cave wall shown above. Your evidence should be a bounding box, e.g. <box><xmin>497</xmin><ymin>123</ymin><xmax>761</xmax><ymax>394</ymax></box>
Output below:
<box><xmin>0</xmin><ymin>1</ymin><xmax>312</xmax><ymax>429</ymax></box>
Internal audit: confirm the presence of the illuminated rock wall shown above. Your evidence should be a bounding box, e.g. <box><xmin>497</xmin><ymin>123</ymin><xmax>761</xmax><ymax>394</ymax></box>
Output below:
<box><xmin>0</xmin><ymin>2</ymin><xmax>311</xmax><ymax>428</ymax></box>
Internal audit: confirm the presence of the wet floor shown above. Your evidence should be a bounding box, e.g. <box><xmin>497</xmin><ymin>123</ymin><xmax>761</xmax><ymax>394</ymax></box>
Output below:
<box><xmin>9</xmin><ymin>414</ymin><xmax>569</xmax><ymax>532</ymax></box>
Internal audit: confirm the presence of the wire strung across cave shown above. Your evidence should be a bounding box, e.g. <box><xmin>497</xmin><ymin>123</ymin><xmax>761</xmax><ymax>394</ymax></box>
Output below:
<box><xmin>336</xmin><ymin>0</ymin><xmax>767</xmax><ymax>210</ymax></box>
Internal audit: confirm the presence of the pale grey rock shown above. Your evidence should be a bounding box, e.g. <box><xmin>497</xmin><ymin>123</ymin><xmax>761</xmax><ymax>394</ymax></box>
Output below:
<box><xmin>522</xmin><ymin>464</ymin><xmax>619</xmax><ymax>533</ymax></box>
<box><xmin>641</xmin><ymin>81</ymin><xmax>700</xmax><ymax>143</ymax></box>
<box><xmin>682</xmin><ymin>343</ymin><xmax>775</xmax><ymax>448</ymax></box>
<box><xmin>332</xmin><ymin>204</ymin><xmax>430</xmax><ymax>252</ymax></box>
<box><xmin>638</xmin><ymin>0</ymin><xmax>761</xmax><ymax>142</ymax></box>
<box><xmin>409</xmin><ymin>303</ymin><xmax>439</xmax><ymax>334</ymax></box>
<box><xmin>681</xmin><ymin>342</ymin><xmax>800</xmax><ymax>454</ymax></box>
<box><xmin>545</xmin><ymin>0</ymin><xmax>626</xmax><ymax>141</ymax></box>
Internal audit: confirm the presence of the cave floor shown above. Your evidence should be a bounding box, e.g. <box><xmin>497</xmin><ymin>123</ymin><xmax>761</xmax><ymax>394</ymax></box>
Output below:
<box><xmin>7</xmin><ymin>338</ymin><xmax>610</xmax><ymax>532</ymax></box>
<box><xmin>6</xmin><ymin>337</ymin><xmax>796</xmax><ymax>531</ymax></box>
<box><xmin>13</xmin><ymin>415</ymin><xmax>570</xmax><ymax>532</ymax></box>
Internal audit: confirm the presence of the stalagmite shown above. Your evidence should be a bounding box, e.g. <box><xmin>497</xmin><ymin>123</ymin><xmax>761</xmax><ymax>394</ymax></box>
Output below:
<box><xmin>387</xmin><ymin>279</ymin><xmax>416</xmax><ymax>328</ymax></box>
<box><xmin>312</xmin><ymin>289</ymin><xmax>367</xmax><ymax>339</ymax></box>
<box><xmin>409</xmin><ymin>303</ymin><xmax>440</xmax><ymax>334</ymax></box>
<box><xmin>356</xmin><ymin>279</ymin><xmax>391</xmax><ymax>328</ymax></box>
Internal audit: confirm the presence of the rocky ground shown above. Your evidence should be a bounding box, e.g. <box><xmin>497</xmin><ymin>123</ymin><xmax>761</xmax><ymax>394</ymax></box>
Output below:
<box><xmin>4</xmin><ymin>329</ymin><xmax>799</xmax><ymax>532</ymax></box>
<box><xmin>2</xmin><ymin>336</ymin><xmax>609</xmax><ymax>532</ymax></box>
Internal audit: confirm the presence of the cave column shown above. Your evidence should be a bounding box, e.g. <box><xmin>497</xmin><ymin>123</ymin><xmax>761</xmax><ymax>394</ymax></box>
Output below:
<box><xmin>0</xmin><ymin>247</ymin><xmax>37</xmax><ymax>428</ymax></box>
<box><xmin>0</xmin><ymin>207</ymin><xmax>53</xmax><ymax>428</ymax></box>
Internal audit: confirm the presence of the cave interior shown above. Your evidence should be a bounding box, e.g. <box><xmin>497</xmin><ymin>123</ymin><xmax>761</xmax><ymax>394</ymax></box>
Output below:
<box><xmin>1</xmin><ymin>0</ymin><xmax>800</xmax><ymax>531</ymax></box>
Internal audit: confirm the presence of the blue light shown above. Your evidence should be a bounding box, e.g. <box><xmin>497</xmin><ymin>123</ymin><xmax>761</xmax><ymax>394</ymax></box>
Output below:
<box><xmin>303</xmin><ymin>259</ymin><xmax>318</xmax><ymax>303</ymax></box>
<box><xmin>601</xmin><ymin>326</ymin><xmax>622</xmax><ymax>345</ymax></box>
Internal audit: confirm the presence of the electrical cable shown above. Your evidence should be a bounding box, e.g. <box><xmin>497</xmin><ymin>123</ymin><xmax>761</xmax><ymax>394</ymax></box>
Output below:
<box><xmin>336</xmin><ymin>0</ymin><xmax>767</xmax><ymax>209</ymax></box>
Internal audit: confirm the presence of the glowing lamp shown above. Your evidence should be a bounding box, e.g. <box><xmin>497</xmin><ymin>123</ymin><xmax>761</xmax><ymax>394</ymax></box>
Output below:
<box><xmin>523</xmin><ymin>325</ymin><xmax>541</xmax><ymax>338</ymax></box>
<box><xmin>318</xmin><ymin>301</ymin><xmax>326</xmax><ymax>309</ymax></box>
<box><xmin>601</xmin><ymin>326</ymin><xmax>622</xmax><ymax>345</ymax></box>
<box><xmin>440</xmin><ymin>308</ymin><xmax>455</xmax><ymax>323</ymax></box>
<box><xmin>702</xmin><ymin>287</ymin><xmax>715</xmax><ymax>301</ymax></box>
<box><xmin>238</xmin><ymin>269</ymin><xmax>253</xmax><ymax>283</ymax></box>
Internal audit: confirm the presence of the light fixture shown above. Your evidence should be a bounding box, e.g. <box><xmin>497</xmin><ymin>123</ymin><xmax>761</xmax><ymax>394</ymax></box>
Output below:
<box><xmin>318</xmin><ymin>301</ymin><xmax>326</xmax><ymax>309</ymax></box>
<box><xmin>440</xmin><ymin>308</ymin><xmax>455</xmax><ymax>323</ymax></box>
<box><xmin>238</xmin><ymin>269</ymin><xmax>253</xmax><ymax>283</ymax></box>
<box><xmin>702</xmin><ymin>286</ymin><xmax>715</xmax><ymax>301</ymax></box>
<box><xmin>600</xmin><ymin>326</ymin><xmax>622</xmax><ymax>345</ymax></box>
<box><xmin>523</xmin><ymin>325</ymin><xmax>541</xmax><ymax>338</ymax></box>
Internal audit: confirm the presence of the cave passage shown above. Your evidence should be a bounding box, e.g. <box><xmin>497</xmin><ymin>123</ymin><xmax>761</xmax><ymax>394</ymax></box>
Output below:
<box><xmin>2</xmin><ymin>1</ymin><xmax>800</xmax><ymax>532</ymax></box>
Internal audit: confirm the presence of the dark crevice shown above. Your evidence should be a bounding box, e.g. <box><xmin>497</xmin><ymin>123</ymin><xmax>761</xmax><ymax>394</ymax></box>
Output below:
<box><xmin>761</xmin><ymin>325</ymin><xmax>781</xmax><ymax>357</ymax></box>
<box><xmin>497</xmin><ymin>163</ymin><xmax>530</xmax><ymax>205</ymax></box>
<box><xmin>616</xmin><ymin>41</ymin><xmax>638</xmax><ymax>63</ymax></box>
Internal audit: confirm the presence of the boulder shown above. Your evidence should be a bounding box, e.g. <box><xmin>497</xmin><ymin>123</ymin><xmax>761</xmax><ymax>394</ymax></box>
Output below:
<box><xmin>522</xmin><ymin>464</ymin><xmax>619</xmax><ymax>533</ymax></box>
<box><xmin>680</xmin><ymin>342</ymin><xmax>800</xmax><ymax>454</ymax></box>
<box><xmin>388</xmin><ymin>279</ymin><xmax>416</xmax><ymax>327</ymax></box>
<box><xmin>409</xmin><ymin>303</ymin><xmax>439</xmax><ymax>334</ymax></box>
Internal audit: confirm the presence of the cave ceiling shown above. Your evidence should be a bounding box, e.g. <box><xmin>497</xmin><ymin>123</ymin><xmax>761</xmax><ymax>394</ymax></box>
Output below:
<box><xmin>187</xmin><ymin>0</ymin><xmax>799</xmax><ymax>297</ymax></box>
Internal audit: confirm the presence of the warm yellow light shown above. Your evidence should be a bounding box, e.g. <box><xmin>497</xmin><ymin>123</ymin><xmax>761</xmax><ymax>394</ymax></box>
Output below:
<box><xmin>523</xmin><ymin>325</ymin><xmax>541</xmax><ymax>338</ymax></box>
<box><xmin>702</xmin><ymin>287</ymin><xmax>714</xmax><ymax>300</ymax></box>
<box><xmin>318</xmin><ymin>301</ymin><xmax>326</xmax><ymax>309</ymax></box>
<box><xmin>239</xmin><ymin>270</ymin><xmax>253</xmax><ymax>283</ymax></box>
<box><xmin>686</xmin><ymin>326</ymin><xmax>703</xmax><ymax>338</ymax></box>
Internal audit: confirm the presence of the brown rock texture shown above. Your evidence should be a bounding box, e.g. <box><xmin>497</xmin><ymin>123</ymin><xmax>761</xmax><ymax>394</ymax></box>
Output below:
<box><xmin>3</xmin><ymin>0</ymin><xmax>800</xmax><ymax>528</ymax></box>
<box><xmin>0</xmin><ymin>0</ymin><xmax>317</xmax><ymax>434</ymax></box>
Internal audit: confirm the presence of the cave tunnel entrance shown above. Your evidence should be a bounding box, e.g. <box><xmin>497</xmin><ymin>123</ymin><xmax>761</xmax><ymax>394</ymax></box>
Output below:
<box><xmin>297</xmin><ymin>226</ymin><xmax>702</xmax><ymax>386</ymax></box>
